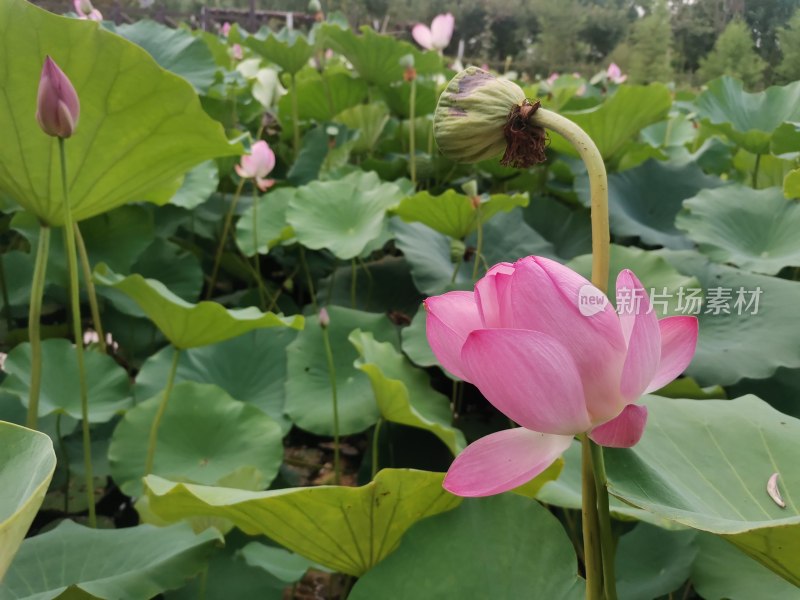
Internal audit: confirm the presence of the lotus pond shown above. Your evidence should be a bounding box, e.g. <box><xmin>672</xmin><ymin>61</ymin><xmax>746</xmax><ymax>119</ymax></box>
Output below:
<box><xmin>0</xmin><ymin>1</ymin><xmax>799</xmax><ymax>599</ymax></box>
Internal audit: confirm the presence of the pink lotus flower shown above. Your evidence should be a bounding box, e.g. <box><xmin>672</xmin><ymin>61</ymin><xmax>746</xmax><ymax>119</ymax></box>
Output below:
<box><xmin>36</xmin><ymin>56</ymin><xmax>80</xmax><ymax>139</ymax></box>
<box><xmin>73</xmin><ymin>0</ymin><xmax>102</xmax><ymax>21</ymax></box>
<box><xmin>412</xmin><ymin>13</ymin><xmax>454</xmax><ymax>52</ymax></box>
<box><xmin>221</xmin><ymin>22</ymin><xmax>232</xmax><ymax>37</ymax></box>
<box><xmin>235</xmin><ymin>140</ymin><xmax>276</xmax><ymax>191</ymax></box>
<box><xmin>607</xmin><ymin>63</ymin><xmax>627</xmax><ymax>84</ymax></box>
<box><xmin>230</xmin><ymin>43</ymin><xmax>244</xmax><ymax>61</ymax></box>
<box><xmin>425</xmin><ymin>256</ymin><xmax>698</xmax><ymax>497</ymax></box>
<box><xmin>546</xmin><ymin>72</ymin><xmax>560</xmax><ymax>86</ymax></box>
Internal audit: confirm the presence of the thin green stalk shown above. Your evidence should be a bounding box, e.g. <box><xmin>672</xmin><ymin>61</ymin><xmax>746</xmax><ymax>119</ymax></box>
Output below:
<box><xmin>350</xmin><ymin>258</ymin><xmax>358</xmax><ymax>309</ymax></box>
<box><xmin>299</xmin><ymin>246</ymin><xmax>318</xmax><ymax>311</ymax></box>
<box><xmin>753</xmin><ymin>153</ymin><xmax>761</xmax><ymax>189</ymax></box>
<box><xmin>371</xmin><ymin>418</ymin><xmax>382</xmax><ymax>479</ymax></box>
<box><xmin>0</xmin><ymin>253</ymin><xmax>13</xmax><ymax>332</ymax></box>
<box><xmin>56</xmin><ymin>413</ymin><xmax>70</xmax><ymax>514</ymax></box>
<box><xmin>450</xmin><ymin>256</ymin><xmax>461</xmax><ymax>284</ymax></box>
<box><xmin>531</xmin><ymin>109</ymin><xmax>609</xmax><ymax>290</ymax></box>
<box><xmin>291</xmin><ymin>72</ymin><xmax>301</xmax><ymax>160</ymax></box>
<box><xmin>320</xmin><ymin>324</ymin><xmax>340</xmax><ymax>484</ymax></box>
<box><xmin>144</xmin><ymin>346</ymin><xmax>181</xmax><ymax>475</ymax></box>
<box><xmin>357</xmin><ymin>258</ymin><xmax>374</xmax><ymax>311</ymax></box>
<box><xmin>472</xmin><ymin>205</ymin><xmax>484</xmax><ymax>280</ymax></box>
<box><xmin>74</xmin><ymin>223</ymin><xmax>107</xmax><ymax>354</ymax></box>
<box><xmin>26</xmin><ymin>225</ymin><xmax>50</xmax><ymax>430</ymax></box>
<box><xmin>206</xmin><ymin>178</ymin><xmax>246</xmax><ymax>299</ymax></box>
<box><xmin>251</xmin><ymin>185</ymin><xmax>266</xmax><ymax>309</ymax></box>
<box><xmin>59</xmin><ymin>137</ymin><xmax>96</xmax><ymax>528</ymax></box>
<box><xmin>591</xmin><ymin>440</ymin><xmax>618</xmax><ymax>600</ymax></box>
<box><xmin>409</xmin><ymin>77</ymin><xmax>417</xmax><ymax>186</ymax></box>
<box><xmin>580</xmin><ymin>435</ymin><xmax>603</xmax><ymax>600</ymax></box>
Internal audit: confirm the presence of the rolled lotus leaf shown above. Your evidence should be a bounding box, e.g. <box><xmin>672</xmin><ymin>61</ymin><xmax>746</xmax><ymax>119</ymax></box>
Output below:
<box><xmin>434</xmin><ymin>67</ymin><xmax>527</xmax><ymax>164</ymax></box>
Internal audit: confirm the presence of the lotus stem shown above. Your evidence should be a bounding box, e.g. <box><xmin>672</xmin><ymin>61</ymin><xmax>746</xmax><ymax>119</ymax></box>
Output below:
<box><xmin>251</xmin><ymin>185</ymin><xmax>266</xmax><ymax>310</ymax></box>
<box><xmin>320</xmin><ymin>323</ymin><xmax>341</xmax><ymax>484</ymax></box>
<box><xmin>753</xmin><ymin>153</ymin><xmax>761</xmax><ymax>189</ymax></box>
<box><xmin>26</xmin><ymin>224</ymin><xmax>50</xmax><ymax>431</ymax></box>
<box><xmin>371</xmin><ymin>418</ymin><xmax>382</xmax><ymax>479</ymax></box>
<box><xmin>74</xmin><ymin>223</ymin><xmax>107</xmax><ymax>354</ymax></box>
<box><xmin>350</xmin><ymin>258</ymin><xmax>358</xmax><ymax>309</ymax></box>
<box><xmin>532</xmin><ymin>109</ymin><xmax>615</xmax><ymax>599</ymax></box>
<box><xmin>299</xmin><ymin>246</ymin><xmax>318</xmax><ymax>311</ymax></box>
<box><xmin>291</xmin><ymin>72</ymin><xmax>301</xmax><ymax>160</ymax></box>
<box><xmin>472</xmin><ymin>204</ymin><xmax>484</xmax><ymax>281</ymax></box>
<box><xmin>144</xmin><ymin>346</ymin><xmax>181</xmax><ymax>475</ymax></box>
<box><xmin>207</xmin><ymin>177</ymin><xmax>246</xmax><ymax>299</ymax></box>
<box><xmin>409</xmin><ymin>77</ymin><xmax>417</xmax><ymax>186</ymax></box>
<box><xmin>0</xmin><ymin>254</ymin><xmax>12</xmax><ymax>332</ymax></box>
<box><xmin>59</xmin><ymin>137</ymin><xmax>96</xmax><ymax>528</ymax></box>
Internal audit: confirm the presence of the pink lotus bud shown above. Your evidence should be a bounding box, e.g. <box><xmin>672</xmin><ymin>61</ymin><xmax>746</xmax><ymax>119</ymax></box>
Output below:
<box><xmin>235</xmin><ymin>140</ymin><xmax>276</xmax><ymax>191</ymax></box>
<box><xmin>319</xmin><ymin>307</ymin><xmax>330</xmax><ymax>328</ymax></box>
<box><xmin>221</xmin><ymin>22</ymin><xmax>232</xmax><ymax>37</ymax></box>
<box><xmin>545</xmin><ymin>72</ymin><xmax>560</xmax><ymax>86</ymax></box>
<box><xmin>73</xmin><ymin>0</ymin><xmax>102</xmax><ymax>20</ymax></box>
<box><xmin>36</xmin><ymin>56</ymin><xmax>80</xmax><ymax>139</ymax></box>
<box><xmin>606</xmin><ymin>63</ymin><xmax>627</xmax><ymax>84</ymax></box>
<box><xmin>230</xmin><ymin>43</ymin><xmax>244</xmax><ymax>61</ymax></box>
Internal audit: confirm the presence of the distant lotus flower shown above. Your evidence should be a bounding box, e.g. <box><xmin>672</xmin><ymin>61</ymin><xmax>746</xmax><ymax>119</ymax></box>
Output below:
<box><xmin>230</xmin><ymin>43</ymin><xmax>244</xmax><ymax>61</ymax></box>
<box><xmin>235</xmin><ymin>140</ymin><xmax>276</xmax><ymax>191</ymax></box>
<box><xmin>36</xmin><ymin>56</ymin><xmax>80</xmax><ymax>139</ymax></box>
<box><xmin>412</xmin><ymin>13</ymin><xmax>454</xmax><ymax>52</ymax></box>
<box><xmin>425</xmin><ymin>256</ymin><xmax>698</xmax><ymax>497</ymax></box>
<box><xmin>221</xmin><ymin>22</ymin><xmax>232</xmax><ymax>36</ymax></box>
<box><xmin>546</xmin><ymin>72</ymin><xmax>560</xmax><ymax>86</ymax></box>
<box><xmin>73</xmin><ymin>0</ymin><xmax>102</xmax><ymax>21</ymax></box>
<box><xmin>607</xmin><ymin>62</ymin><xmax>627</xmax><ymax>84</ymax></box>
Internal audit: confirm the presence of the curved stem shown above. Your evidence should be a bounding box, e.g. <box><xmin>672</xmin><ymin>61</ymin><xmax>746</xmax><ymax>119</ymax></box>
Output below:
<box><xmin>207</xmin><ymin>178</ymin><xmax>246</xmax><ymax>299</ymax></box>
<box><xmin>532</xmin><ymin>109</ymin><xmax>615</xmax><ymax>599</ymax></box>
<box><xmin>591</xmin><ymin>440</ymin><xmax>618</xmax><ymax>600</ymax></box>
<box><xmin>0</xmin><ymin>254</ymin><xmax>13</xmax><ymax>332</ymax></box>
<box><xmin>55</xmin><ymin>412</ymin><xmax>70</xmax><ymax>514</ymax></box>
<box><xmin>580</xmin><ymin>434</ymin><xmax>603</xmax><ymax>599</ymax></box>
<box><xmin>59</xmin><ymin>138</ymin><xmax>96</xmax><ymax>528</ymax></box>
<box><xmin>26</xmin><ymin>225</ymin><xmax>50</xmax><ymax>430</ymax></box>
<box><xmin>74</xmin><ymin>223</ymin><xmax>107</xmax><ymax>354</ymax></box>
<box><xmin>409</xmin><ymin>77</ymin><xmax>417</xmax><ymax>186</ymax></box>
<box><xmin>320</xmin><ymin>324</ymin><xmax>340</xmax><ymax>484</ymax></box>
<box><xmin>371</xmin><ymin>418</ymin><xmax>382</xmax><ymax>479</ymax></box>
<box><xmin>530</xmin><ymin>109</ymin><xmax>610</xmax><ymax>291</ymax></box>
<box><xmin>144</xmin><ymin>346</ymin><xmax>181</xmax><ymax>475</ymax></box>
<box><xmin>251</xmin><ymin>186</ymin><xmax>266</xmax><ymax>310</ymax></box>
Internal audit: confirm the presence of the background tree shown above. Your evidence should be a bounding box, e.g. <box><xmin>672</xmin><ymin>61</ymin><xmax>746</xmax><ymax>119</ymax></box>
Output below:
<box><xmin>776</xmin><ymin>8</ymin><xmax>800</xmax><ymax>82</ymax></box>
<box><xmin>627</xmin><ymin>0</ymin><xmax>672</xmax><ymax>84</ymax></box>
<box><xmin>697</xmin><ymin>18</ymin><xmax>766</xmax><ymax>88</ymax></box>
<box><xmin>530</xmin><ymin>0</ymin><xmax>587</xmax><ymax>73</ymax></box>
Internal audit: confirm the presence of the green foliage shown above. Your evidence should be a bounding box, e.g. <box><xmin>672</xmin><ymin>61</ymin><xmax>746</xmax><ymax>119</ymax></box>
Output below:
<box><xmin>776</xmin><ymin>9</ymin><xmax>800</xmax><ymax>82</ymax></box>
<box><xmin>627</xmin><ymin>1</ymin><xmax>673</xmax><ymax>84</ymax></box>
<box><xmin>698</xmin><ymin>19</ymin><xmax>767</xmax><ymax>89</ymax></box>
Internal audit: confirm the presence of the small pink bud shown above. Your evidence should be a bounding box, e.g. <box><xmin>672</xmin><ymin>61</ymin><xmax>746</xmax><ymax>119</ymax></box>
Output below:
<box><xmin>319</xmin><ymin>308</ymin><xmax>330</xmax><ymax>328</ymax></box>
<box><xmin>36</xmin><ymin>56</ymin><xmax>80</xmax><ymax>139</ymax></box>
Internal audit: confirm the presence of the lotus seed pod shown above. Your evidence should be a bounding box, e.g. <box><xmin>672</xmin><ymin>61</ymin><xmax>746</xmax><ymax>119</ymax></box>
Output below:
<box><xmin>434</xmin><ymin>67</ymin><xmax>547</xmax><ymax>168</ymax></box>
<box><xmin>434</xmin><ymin>67</ymin><xmax>525</xmax><ymax>164</ymax></box>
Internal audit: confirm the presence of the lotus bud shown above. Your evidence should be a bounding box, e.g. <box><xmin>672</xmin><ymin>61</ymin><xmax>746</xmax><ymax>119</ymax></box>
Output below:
<box><xmin>36</xmin><ymin>56</ymin><xmax>80</xmax><ymax>139</ymax></box>
<box><xmin>450</xmin><ymin>239</ymin><xmax>466</xmax><ymax>262</ymax></box>
<box><xmin>434</xmin><ymin>67</ymin><xmax>547</xmax><ymax>168</ymax></box>
<box><xmin>319</xmin><ymin>307</ymin><xmax>330</xmax><ymax>329</ymax></box>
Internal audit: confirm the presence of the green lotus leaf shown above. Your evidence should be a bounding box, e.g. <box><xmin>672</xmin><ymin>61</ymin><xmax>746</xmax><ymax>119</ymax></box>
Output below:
<box><xmin>143</xmin><ymin>468</ymin><xmax>460</xmax><ymax>576</ymax></box>
<box><xmin>278</xmin><ymin>72</ymin><xmax>368</xmax><ymax>123</ymax></box>
<box><xmin>0</xmin><ymin>422</ymin><xmax>56</xmax><ymax>580</ymax></box>
<box><xmin>170</xmin><ymin>160</ymin><xmax>220</xmax><ymax>209</ymax></box>
<box><xmin>0</xmin><ymin>0</ymin><xmax>241</xmax><ymax>225</ymax></box>
<box><xmin>286</xmin><ymin>170</ymin><xmax>405</xmax><ymax>260</ymax></box>
<box><xmin>319</xmin><ymin>24</ymin><xmax>443</xmax><ymax>86</ymax></box>
<box><xmin>694</xmin><ymin>77</ymin><xmax>800</xmax><ymax>154</ymax></box>
<box><xmin>547</xmin><ymin>84</ymin><xmax>672</xmax><ymax>162</ymax></box>
<box><xmin>0</xmin><ymin>521</ymin><xmax>221</xmax><ymax>600</ymax></box>
<box><xmin>575</xmin><ymin>160</ymin><xmax>723</xmax><ymax>249</ymax></box>
<box><xmin>245</xmin><ymin>29</ymin><xmax>314</xmax><ymax>76</ymax></box>
<box><xmin>92</xmin><ymin>263</ymin><xmax>303</xmax><ymax>348</ymax></box>
<box><xmin>285</xmin><ymin>306</ymin><xmax>397</xmax><ymax>435</ymax></box>
<box><xmin>134</xmin><ymin>328</ymin><xmax>296</xmax><ymax>433</ymax></box>
<box><xmin>115</xmin><ymin>19</ymin><xmax>217</xmax><ymax>93</ymax></box>
<box><xmin>677</xmin><ymin>185</ymin><xmax>800</xmax><ymax>275</ymax></box>
<box><xmin>334</xmin><ymin>103</ymin><xmax>390</xmax><ymax>154</ymax></box>
<box><xmin>0</xmin><ymin>339</ymin><xmax>131</xmax><ymax>422</ymax></box>
<box><xmin>109</xmin><ymin>381</ymin><xmax>284</xmax><ymax>497</ymax></box>
<box><xmin>350</xmin><ymin>329</ymin><xmax>466</xmax><ymax>455</ymax></box>
<box><xmin>349</xmin><ymin>495</ymin><xmax>584</xmax><ymax>600</ymax></box>
<box><xmin>235</xmin><ymin>187</ymin><xmax>296</xmax><ymax>257</ymax></box>
<box><xmin>606</xmin><ymin>395</ymin><xmax>800</xmax><ymax>586</ymax></box>
<box><xmin>392</xmin><ymin>190</ymin><xmax>529</xmax><ymax>240</ymax></box>
<box><xmin>785</xmin><ymin>169</ymin><xmax>800</xmax><ymax>199</ymax></box>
